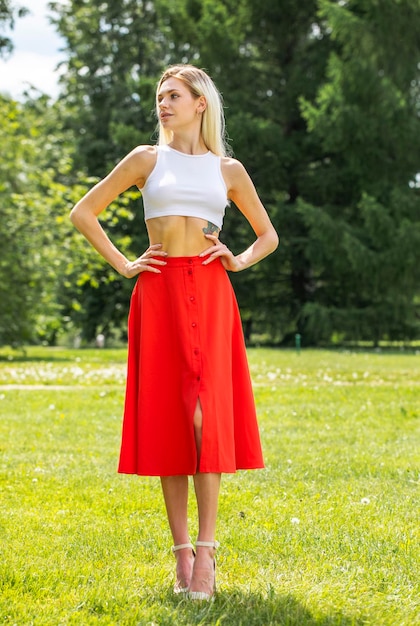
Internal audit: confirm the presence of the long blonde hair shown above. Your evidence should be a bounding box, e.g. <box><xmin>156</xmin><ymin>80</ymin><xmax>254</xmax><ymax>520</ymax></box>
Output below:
<box><xmin>155</xmin><ymin>64</ymin><xmax>230</xmax><ymax>157</ymax></box>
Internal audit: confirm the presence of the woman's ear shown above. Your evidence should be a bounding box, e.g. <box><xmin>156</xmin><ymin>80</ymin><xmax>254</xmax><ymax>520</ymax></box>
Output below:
<box><xmin>197</xmin><ymin>95</ymin><xmax>207</xmax><ymax>113</ymax></box>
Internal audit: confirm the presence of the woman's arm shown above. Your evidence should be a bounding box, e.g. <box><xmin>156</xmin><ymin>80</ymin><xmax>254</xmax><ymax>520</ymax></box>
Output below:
<box><xmin>200</xmin><ymin>158</ymin><xmax>279</xmax><ymax>271</ymax></box>
<box><xmin>70</xmin><ymin>145</ymin><xmax>167</xmax><ymax>278</ymax></box>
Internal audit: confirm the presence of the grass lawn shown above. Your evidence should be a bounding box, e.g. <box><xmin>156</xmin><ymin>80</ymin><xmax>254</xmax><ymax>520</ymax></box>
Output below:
<box><xmin>0</xmin><ymin>346</ymin><xmax>419</xmax><ymax>625</ymax></box>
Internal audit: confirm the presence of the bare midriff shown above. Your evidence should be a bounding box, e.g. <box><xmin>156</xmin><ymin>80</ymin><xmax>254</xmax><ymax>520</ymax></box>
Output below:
<box><xmin>146</xmin><ymin>215</ymin><xmax>220</xmax><ymax>257</ymax></box>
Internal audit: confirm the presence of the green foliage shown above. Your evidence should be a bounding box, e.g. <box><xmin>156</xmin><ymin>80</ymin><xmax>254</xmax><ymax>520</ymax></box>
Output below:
<box><xmin>294</xmin><ymin>189</ymin><xmax>420</xmax><ymax>344</ymax></box>
<box><xmin>2</xmin><ymin>0</ymin><xmax>420</xmax><ymax>344</ymax></box>
<box><xmin>0</xmin><ymin>0</ymin><xmax>29</xmax><ymax>58</ymax></box>
<box><xmin>49</xmin><ymin>0</ymin><xmax>168</xmax><ymax>175</ymax></box>
<box><xmin>0</xmin><ymin>347</ymin><xmax>419</xmax><ymax>624</ymax></box>
<box><xmin>0</xmin><ymin>93</ymin><xmax>144</xmax><ymax>347</ymax></box>
<box><xmin>0</xmin><ymin>95</ymin><xmax>66</xmax><ymax>346</ymax></box>
<box><xmin>297</xmin><ymin>0</ymin><xmax>420</xmax><ymax>343</ymax></box>
<box><xmin>61</xmin><ymin>188</ymin><xmax>144</xmax><ymax>343</ymax></box>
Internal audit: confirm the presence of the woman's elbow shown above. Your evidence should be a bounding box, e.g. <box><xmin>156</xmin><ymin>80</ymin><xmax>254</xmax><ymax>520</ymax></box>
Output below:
<box><xmin>69</xmin><ymin>203</ymin><xmax>85</xmax><ymax>228</ymax></box>
<box><xmin>268</xmin><ymin>227</ymin><xmax>279</xmax><ymax>253</ymax></box>
<box><xmin>69</xmin><ymin>205</ymin><xmax>78</xmax><ymax>224</ymax></box>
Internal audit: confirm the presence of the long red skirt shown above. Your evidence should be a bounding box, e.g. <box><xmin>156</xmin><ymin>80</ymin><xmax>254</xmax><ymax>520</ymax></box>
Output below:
<box><xmin>118</xmin><ymin>255</ymin><xmax>264</xmax><ymax>476</ymax></box>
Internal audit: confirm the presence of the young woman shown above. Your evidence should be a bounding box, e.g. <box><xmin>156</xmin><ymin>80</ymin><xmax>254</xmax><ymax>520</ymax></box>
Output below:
<box><xmin>70</xmin><ymin>64</ymin><xmax>278</xmax><ymax>600</ymax></box>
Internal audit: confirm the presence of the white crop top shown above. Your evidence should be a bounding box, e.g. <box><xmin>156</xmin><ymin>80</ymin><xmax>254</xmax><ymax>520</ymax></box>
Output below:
<box><xmin>140</xmin><ymin>145</ymin><xmax>228</xmax><ymax>230</ymax></box>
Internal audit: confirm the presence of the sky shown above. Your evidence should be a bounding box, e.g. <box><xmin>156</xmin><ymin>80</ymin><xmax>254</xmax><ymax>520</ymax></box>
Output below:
<box><xmin>0</xmin><ymin>0</ymin><xmax>65</xmax><ymax>99</ymax></box>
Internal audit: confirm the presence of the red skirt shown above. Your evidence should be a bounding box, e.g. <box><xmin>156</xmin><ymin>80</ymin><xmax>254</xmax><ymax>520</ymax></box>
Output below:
<box><xmin>118</xmin><ymin>255</ymin><xmax>264</xmax><ymax>476</ymax></box>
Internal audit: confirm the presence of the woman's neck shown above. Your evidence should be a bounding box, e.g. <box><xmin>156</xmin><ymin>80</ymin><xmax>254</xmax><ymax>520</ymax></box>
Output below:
<box><xmin>169</xmin><ymin>132</ymin><xmax>208</xmax><ymax>155</ymax></box>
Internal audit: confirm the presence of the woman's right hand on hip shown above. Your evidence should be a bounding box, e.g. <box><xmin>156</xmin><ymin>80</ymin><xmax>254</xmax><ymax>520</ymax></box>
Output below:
<box><xmin>121</xmin><ymin>244</ymin><xmax>167</xmax><ymax>278</ymax></box>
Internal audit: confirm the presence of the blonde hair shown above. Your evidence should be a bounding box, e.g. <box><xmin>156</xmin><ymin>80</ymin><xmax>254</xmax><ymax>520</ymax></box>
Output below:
<box><xmin>155</xmin><ymin>64</ymin><xmax>230</xmax><ymax>157</ymax></box>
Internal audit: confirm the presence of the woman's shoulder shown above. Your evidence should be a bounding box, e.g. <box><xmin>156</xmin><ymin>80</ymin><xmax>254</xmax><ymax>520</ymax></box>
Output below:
<box><xmin>121</xmin><ymin>144</ymin><xmax>157</xmax><ymax>168</ymax></box>
<box><xmin>130</xmin><ymin>144</ymin><xmax>158</xmax><ymax>162</ymax></box>
<box><xmin>220</xmin><ymin>157</ymin><xmax>249</xmax><ymax>190</ymax></box>
<box><xmin>221</xmin><ymin>156</ymin><xmax>247</xmax><ymax>174</ymax></box>
<box><xmin>123</xmin><ymin>145</ymin><xmax>158</xmax><ymax>187</ymax></box>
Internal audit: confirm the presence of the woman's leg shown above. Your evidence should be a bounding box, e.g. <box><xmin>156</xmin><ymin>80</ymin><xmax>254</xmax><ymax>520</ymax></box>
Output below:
<box><xmin>160</xmin><ymin>475</ymin><xmax>194</xmax><ymax>591</ymax></box>
<box><xmin>189</xmin><ymin>472</ymin><xmax>221</xmax><ymax>595</ymax></box>
<box><xmin>190</xmin><ymin>399</ymin><xmax>221</xmax><ymax>596</ymax></box>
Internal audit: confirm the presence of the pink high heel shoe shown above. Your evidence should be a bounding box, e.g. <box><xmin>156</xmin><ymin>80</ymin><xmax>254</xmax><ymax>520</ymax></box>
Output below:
<box><xmin>172</xmin><ymin>542</ymin><xmax>195</xmax><ymax>594</ymax></box>
<box><xmin>188</xmin><ymin>540</ymin><xmax>219</xmax><ymax>601</ymax></box>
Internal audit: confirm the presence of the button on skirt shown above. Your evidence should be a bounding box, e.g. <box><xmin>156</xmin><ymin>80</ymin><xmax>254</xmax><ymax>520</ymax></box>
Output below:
<box><xmin>118</xmin><ymin>256</ymin><xmax>264</xmax><ymax>476</ymax></box>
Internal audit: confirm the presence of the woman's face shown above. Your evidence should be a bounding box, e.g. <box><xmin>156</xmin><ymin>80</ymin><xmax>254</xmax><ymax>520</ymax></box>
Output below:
<box><xmin>157</xmin><ymin>76</ymin><xmax>205</xmax><ymax>131</ymax></box>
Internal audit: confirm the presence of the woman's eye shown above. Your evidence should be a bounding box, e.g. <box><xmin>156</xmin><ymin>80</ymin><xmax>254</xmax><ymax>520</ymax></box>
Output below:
<box><xmin>171</xmin><ymin>94</ymin><xmax>179</xmax><ymax>99</ymax></box>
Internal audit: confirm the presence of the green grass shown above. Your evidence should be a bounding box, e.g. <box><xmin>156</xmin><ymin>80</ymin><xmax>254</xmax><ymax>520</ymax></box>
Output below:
<box><xmin>0</xmin><ymin>347</ymin><xmax>419</xmax><ymax>625</ymax></box>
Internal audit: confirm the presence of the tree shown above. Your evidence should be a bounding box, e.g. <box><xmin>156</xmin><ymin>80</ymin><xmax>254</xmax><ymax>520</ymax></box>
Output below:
<box><xmin>156</xmin><ymin>0</ymin><xmax>330</xmax><ymax>342</ymax></box>
<box><xmin>297</xmin><ymin>0</ymin><xmax>420</xmax><ymax>343</ymax></box>
<box><xmin>0</xmin><ymin>0</ymin><xmax>28</xmax><ymax>58</ymax></box>
<box><xmin>48</xmin><ymin>0</ymin><xmax>420</xmax><ymax>345</ymax></box>
<box><xmin>0</xmin><ymin>94</ymin><xmax>66</xmax><ymax>346</ymax></box>
<box><xmin>44</xmin><ymin>1</ymin><xmax>171</xmax><ymax>341</ymax></box>
<box><xmin>50</xmin><ymin>0</ymin><xmax>316</xmax><ymax>342</ymax></box>
<box><xmin>0</xmin><ymin>91</ymin><xmax>141</xmax><ymax>347</ymax></box>
<box><xmin>49</xmin><ymin>0</ymin><xmax>170</xmax><ymax>175</ymax></box>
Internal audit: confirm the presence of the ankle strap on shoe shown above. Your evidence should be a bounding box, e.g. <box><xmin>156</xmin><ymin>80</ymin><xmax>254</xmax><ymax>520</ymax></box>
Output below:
<box><xmin>172</xmin><ymin>542</ymin><xmax>194</xmax><ymax>553</ymax></box>
<box><xmin>195</xmin><ymin>540</ymin><xmax>220</xmax><ymax>550</ymax></box>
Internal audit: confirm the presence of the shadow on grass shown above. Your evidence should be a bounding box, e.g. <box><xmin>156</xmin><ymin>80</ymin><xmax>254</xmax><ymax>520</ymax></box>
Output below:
<box><xmin>162</xmin><ymin>588</ymin><xmax>364</xmax><ymax>626</ymax></box>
